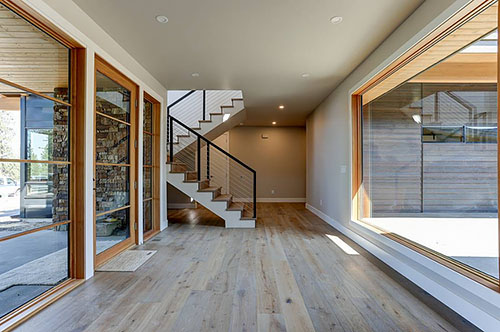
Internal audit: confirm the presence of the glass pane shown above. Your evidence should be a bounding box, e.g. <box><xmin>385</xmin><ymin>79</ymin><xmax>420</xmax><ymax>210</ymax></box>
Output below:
<box><xmin>96</xmin><ymin>208</ymin><xmax>129</xmax><ymax>255</ymax></box>
<box><xmin>0</xmin><ymin>224</ymin><xmax>69</xmax><ymax>318</ymax></box>
<box><xmin>96</xmin><ymin>71</ymin><xmax>130</xmax><ymax>123</ymax></box>
<box><xmin>96</xmin><ymin>114</ymin><xmax>130</xmax><ymax>164</ymax></box>
<box><xmin>143</xmin><ymin>200</ymin><xmax>152</xmax><ymax>233</ymax></box>
<box><xmin>0</xmin><ymin>163</ymin><xmax>69</xmax><ymax>239</ymax></box>
<box><xmin>143</xmin><ymin>100</ymin><xmax>153</xmax><ymax>132</ymax></box>
<box><xmin>95</xmin><ymin>166</ymin><xmax>129</xmax><ymax>214</ymax></box>
<box><xmin>143</xmin><ymin>167</ymin><xmax>152</xmax><ymax>199</ymax></box>
<box><xmin>465</xmin><ymin>126</ymin><xmax>497</xmax><ymax>143</ymax></box>
<box><xmin>0</xmin><ymin>83</ymin><xmax>69</xmax><ymax>162</ymax></box>
<box><xmin>361</xmin><ymin>26</ymin><xmax>499</xmax><ymax>279</ymax></box>
<box><xmin>0</xmin><ymin>5</ymin><xmax>69</xmax><ymax>103</ymax></box>
<box><xmin>143</xmin><ymin>134</ymin><xmax>152</xmax><ymax>166</ymax></box>
<box><xmin>422</xmin><ymin>126</ymin><xmax>464</xmax><ymax>142</ymax></box>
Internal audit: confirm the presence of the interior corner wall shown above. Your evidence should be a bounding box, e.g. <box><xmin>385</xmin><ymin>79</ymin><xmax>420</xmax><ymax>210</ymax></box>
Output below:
<box><xmin>25</xmin><ymin>0</ymin><xmax>168</xmax><ymax>279</ymax></box>
<box><xmin>229</xmin><ymin>126</ymin><xmax>306</xmax><ymax>202</ymax></box>
<box><xmin>306</xmin><ymin>0</ymin><xmax>500</xmax><ymax>331</ymax></box>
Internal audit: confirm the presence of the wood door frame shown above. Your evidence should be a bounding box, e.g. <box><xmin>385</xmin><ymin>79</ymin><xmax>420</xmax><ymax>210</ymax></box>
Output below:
<box><xmin>0</xmin><ymin>1</ymin><xmax>86</xmax><ymax>330</ymax></box>
<box><xmin>351</xmin><ymin>0</ymin><xmax>500</xmax><ymax>291</ymax></box>
<box><xmin>143</xmin><ymin>91</ymin><xmax>161</xmax><ymax>241</ymax></box>
<box><xmin>94</xmin><ymin>55</ymin><xmax>139</xmax><ymax>267</ymax></box>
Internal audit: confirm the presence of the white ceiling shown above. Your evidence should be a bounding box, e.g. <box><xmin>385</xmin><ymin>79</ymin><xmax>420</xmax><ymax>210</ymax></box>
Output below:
<box><xmin>72</xmin><ymin>0</ymin><xmax>424</xmax><ymax>126</ymax></box>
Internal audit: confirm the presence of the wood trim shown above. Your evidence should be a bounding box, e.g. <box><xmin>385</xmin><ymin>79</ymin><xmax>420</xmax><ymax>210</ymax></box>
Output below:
<box><xmin>0</xmin><ymin>158</ymin><xmax>70</xmax><ymax>165</ymax></box>
<box><xmin>94</xmin><ymin>54</ymin><xmax>139</xmax><ymax>268</ymax></box>
<box><xmin>354</xmin><ymin>0</ymin><xmax>497</xmax><ymax>101</ymax></box>
<box><xmin>351</xmin><ymin>0</ymin><xmax>500</xmax><ymax>289</ymax></box>
<box><xmin>96</xmin><ymin>111</ymin><xmax>131</xmax><ymax>126</ymax></box>
<box><xmin>0</xmin><ymin>279</ymin><xmax>84</xmax><ymax>332</ymax></box>
<box><xmin>143</xmin><ymin>197</ymin><xmax>153</xmax><ymax>202</ymax></box>
<box><xmin>0</xmin><ymin>0</ymin><xmax>83</xmax><ymax>49</ymax></box>
<box><xmin>95</xmin><ymin>205</ymin><xmax>131</xmax><ymax>218</ymax></box>
<box><xmin>71</xmin><ymin>48</ymin><xmax>86</xmax><ymax>279</ymax></box>
<box><xmin>95</xmin><ymin>162</ymin><xmax>131</xmax><ymax>167</ymax></box>
<box><xmin>0</xmin><ymin>77</ymin><xmax>72</xmax><ymax>107</ymax></box>
<box><xmin>143</xmin><ymin>130</ymin><xmax>154</xmax><ymax>136</ymax></box>
<box><xmin>0</xmin><ymin>220</ymin><xmax>71</xmax><ymax>242</ymax></box>
<box><xmin>385</xmin><ymin>232</ymin><xmax>500</xmax><ymax>291</ymax></box>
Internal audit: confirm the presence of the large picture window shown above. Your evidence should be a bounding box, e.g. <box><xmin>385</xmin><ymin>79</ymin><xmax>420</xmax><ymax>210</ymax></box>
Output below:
<box><xmin>353</xmin><ymin>1</ymin><xmax>499</xmax><ymax>286</ymax></box>
<box><xmin>0</xmin><ymin>3</ymin><xmax>73</xmax><ymax>320</ymax></box>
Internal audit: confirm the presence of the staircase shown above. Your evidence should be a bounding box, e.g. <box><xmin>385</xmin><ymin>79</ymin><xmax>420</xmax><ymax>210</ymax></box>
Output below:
<box><xmin>167</xmin><ymin>90</ymin><xmax>256</xmax><ymax>228</ymax></box>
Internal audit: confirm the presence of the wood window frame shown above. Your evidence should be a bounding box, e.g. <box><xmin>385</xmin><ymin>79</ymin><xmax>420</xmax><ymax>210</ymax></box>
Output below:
<box><xmin>0</xmin><ymin>0</ymin><xmax>86</xmax><ymax>330</ymax></box>
<box><xmin>351</xmin><ymin>0</ymin><xmax>500</xmax><ymax>291</ymax></box>
<box><xmin>93</xmin><ymin>55</ymin><xmax>139</xmax><ymax>267</ymax></box>
<box><xmin>142</xmin><ymin>92</ymin><xmax>161</xmax><ymax>242</ymax></box>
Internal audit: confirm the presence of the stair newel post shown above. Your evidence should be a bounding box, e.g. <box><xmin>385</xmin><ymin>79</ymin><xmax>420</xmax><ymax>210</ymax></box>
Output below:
<box><xmin>207</xmin><ymin>144</ymin><xmax>210</xmax><ymax>180</ymax></box>
<box><xmin>197</xmin><ymin>136</ymin><xmax>201</xmax><ymax>181</ymax></box>
<box><xmin>253</xmin><ymin>171</ymin><xmax>257</xmax><ymax>218</ymax></box>
<box><xmin>169</xmin><ymin>116</ymin><xmax>173</xmax><ymax>162</ymax></box>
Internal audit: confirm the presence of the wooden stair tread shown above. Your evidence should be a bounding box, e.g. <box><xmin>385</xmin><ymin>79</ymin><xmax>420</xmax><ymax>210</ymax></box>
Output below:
<box><xmin>213</xmin><ymin>194</ymin><xmax>232</xmax><ymax>202</ymax></box>
<box><xmin>210</xmin><ymin>112</ymin><xmax>223</xmax><ymax>116</ymax></box>
<box><xmin>199</xmin><ymin>120</ymin><xmax>211</xmax><ymax>123</ymax></box>
<box><xmin>240</xmin><ymin>217</ymin><xmax>256</xmax><ymax>220</ymax></box>
<box><xmin>198</xmin><ymin>186</ymin><xmax>221</xmax><ymax>192</ymax></box>
<box><xmin>227</xmin><ymin>202</ymin><xmax>244</xmax><ymax>211</ymax></box>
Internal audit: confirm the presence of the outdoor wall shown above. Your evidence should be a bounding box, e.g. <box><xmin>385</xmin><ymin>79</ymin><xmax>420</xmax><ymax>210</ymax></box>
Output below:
<box><xmin>306</xmin><ymin>0</ymin><xmax>500</xmax><ymax>331</ymax></box>
<box><xmin>26</xmin><ymin>0</ymin><xmax>168</xmax><ymax>279</ymax></box>
<box><xmin>229</xmin><ymin>126</ymin><xmax>306</xmax><ymax>202</ymax></box>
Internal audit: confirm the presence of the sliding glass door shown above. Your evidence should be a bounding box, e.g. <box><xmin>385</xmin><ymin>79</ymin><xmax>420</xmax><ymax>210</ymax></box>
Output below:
<box><xmin>94</xmin><ymin>57</ymin><xmax>137</xmax><ymax>266</ymax></box>
<box><xmin>354</xmin><ymin>1</ymin><xmax>499</xmax><ymax>287</ymax></box>
<box><xmin>0</xmin><ymin>3</ymin><xmax>72</xmax><ymax>319</ymax></box>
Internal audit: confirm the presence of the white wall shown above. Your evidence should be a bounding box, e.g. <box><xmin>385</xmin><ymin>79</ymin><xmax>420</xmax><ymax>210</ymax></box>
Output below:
<box><xmin>306</xmin><ymin>0</ymin><xmax>500</xmax><ymax>331</ymax></box>
<box><xmin>24</xmin><ymin>0</ymin><xmax>168</xmax><ymax>279</ymax></box>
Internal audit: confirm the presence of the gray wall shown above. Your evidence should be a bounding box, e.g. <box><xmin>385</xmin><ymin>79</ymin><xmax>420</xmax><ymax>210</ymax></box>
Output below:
<box><xmin>306</xmin><ymin>0</ymin><xmax>459</xmax><ymax>224</ymax></box>
<box><xmin>229</xmin><ymin>126</ymin><xmax>306</xmax><ymax>200</ymax></box>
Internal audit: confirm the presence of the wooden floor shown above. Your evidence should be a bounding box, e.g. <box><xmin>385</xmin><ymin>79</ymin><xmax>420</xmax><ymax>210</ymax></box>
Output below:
<box><xmin>16</xmin><ymin>203</ymin><xmax>476</xmax><ymax>332</ymax></box>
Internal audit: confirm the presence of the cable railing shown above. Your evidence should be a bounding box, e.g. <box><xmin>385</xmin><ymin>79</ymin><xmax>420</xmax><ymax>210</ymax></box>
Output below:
<box><xmin>168</xmin><ymin>115</ymin><xmax>256</xmax><ymax>219</ymax></box>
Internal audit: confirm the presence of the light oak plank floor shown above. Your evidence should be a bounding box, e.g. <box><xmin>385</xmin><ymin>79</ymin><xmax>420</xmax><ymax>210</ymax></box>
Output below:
<box><xmin>16</xmin><ymin>203</ymin><xmax>478</xmax><ymax>332</ymax></box>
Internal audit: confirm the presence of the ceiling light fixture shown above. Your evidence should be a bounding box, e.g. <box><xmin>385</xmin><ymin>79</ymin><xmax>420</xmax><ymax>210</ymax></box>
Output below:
<box><xmin>278</xmin><ymin>105</ymin><xmax>285</xmax><ymax>109</ymax></box>
<box><xmin>301</xmin><ymin>73</ymin><xmax>310</xmax><ymax>78</ymax></box>
<box><xmin>330</xmin><ymin>16</ymin><xmax>343</xmax><ymax>24</ymax></box>
<box><xmin>272</xmin><ymin>121</ymin><xmax>277</xmax><ymax>125</ymax></box>
<box><xmin>155</xmin><ymin>15</ymin><xmax>169</xmax><ymax>24</ymax></box>
<box><xmin>191</xmin><ymin>72</ymin><xmax>200</xmax><ymax>77</ymax></box>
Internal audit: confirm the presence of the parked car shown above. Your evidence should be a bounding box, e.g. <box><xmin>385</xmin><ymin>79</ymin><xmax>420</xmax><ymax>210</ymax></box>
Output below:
<box><xmin>0</xmin><ymin>176</ymin><xmax>20</xmax><ymax>198</ymax></box>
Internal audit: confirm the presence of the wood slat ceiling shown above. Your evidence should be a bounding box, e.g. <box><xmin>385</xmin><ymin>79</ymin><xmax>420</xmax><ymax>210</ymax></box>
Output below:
<box><xmin>363</xmin><ymin>3</ymin><xmax>498</xmax><ymax>105</ymax></box>
<box><xmin>0</xmin><ymin>4</ymin><xmax>68</xmax><ymax>95</ymax></box>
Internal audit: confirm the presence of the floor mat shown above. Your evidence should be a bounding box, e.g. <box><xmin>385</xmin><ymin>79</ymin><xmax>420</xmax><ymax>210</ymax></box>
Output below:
<box><xmin>96</xmin><ymin>250</ymin><xmax>156</xmax><ymax>272</ymax></box>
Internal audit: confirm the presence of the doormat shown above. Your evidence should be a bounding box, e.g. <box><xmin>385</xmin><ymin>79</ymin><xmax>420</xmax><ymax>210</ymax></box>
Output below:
<box><xmin>96</xmin><ymin>250</ymin><xmax>157</xmax><ymax>272</ymax></box>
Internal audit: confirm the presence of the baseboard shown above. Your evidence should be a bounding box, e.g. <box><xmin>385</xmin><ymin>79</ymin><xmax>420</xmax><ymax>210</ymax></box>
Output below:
<box><xmin>167</xmin><ymin>203</ymin><xmax>196</xmax><ymax>209</ymax></box>
<box><xmin>305</xmin><ymin>203</ymin><xmax>500</xmax><ymax>332</ymax></box>
<box><xmin>256</xmin><ymin>198</ymin><xmax>306</xmax><ymax>203</ymax></box>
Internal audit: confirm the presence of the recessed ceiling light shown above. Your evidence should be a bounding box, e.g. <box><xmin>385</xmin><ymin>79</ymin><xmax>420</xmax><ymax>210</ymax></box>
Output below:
<box><xmin>272</xmin><ymin>121</ymin><xmax>277</xmax><ymax>125</ymax></box>
<box><xmin>155</xmin><ymin>15</ymin><xmax>169</xmax><ymax>24</ymax></box>
<box><xmin>278</xmin><ymin>105</ymin><xmax>285</xmax><ymax>109</ymax></box>
<box><xmin>301</xmin><ymin>73</ymin><xmax>310</xmax><ymax>78</ymax></box>
<box><xmin>191</xmin><ymin>72</ymin><xmax>200</xmax><ymax>77</ymax></box>
<box><xmin>330</xmin><ymin>16</ymin><xmax>343</xmax><ymax>24</ymax></box>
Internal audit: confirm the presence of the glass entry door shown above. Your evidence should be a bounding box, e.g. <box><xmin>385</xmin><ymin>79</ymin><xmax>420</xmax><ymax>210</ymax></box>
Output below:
<box><xmin>94</xmin><ymin>56</ymin><xmax>137</xmax><ymax>266</ymax></box>
<box><xmin>143</xmin><ymin>93</ymin><xmax>159</xmax><ymax>240</ymax></box>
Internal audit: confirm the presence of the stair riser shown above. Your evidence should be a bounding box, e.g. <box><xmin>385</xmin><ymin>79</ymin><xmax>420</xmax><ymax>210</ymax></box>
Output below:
<box><xmin>167</xmin><ymin>166</ymin><xmax>251</xmax><ymax>228</ymax></box>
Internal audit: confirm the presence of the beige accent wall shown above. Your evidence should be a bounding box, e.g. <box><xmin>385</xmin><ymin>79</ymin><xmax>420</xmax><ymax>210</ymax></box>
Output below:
<box><xmin>229</xmin><ymin>126</ymin><xmax>306</xmax><ymax>201</ymax></box>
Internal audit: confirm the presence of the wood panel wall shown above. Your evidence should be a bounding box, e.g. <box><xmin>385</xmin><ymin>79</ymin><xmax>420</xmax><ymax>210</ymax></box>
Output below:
<box><xmin>363</xmin><ymin>83</ymin><xmax>498</xmax><ymax>216</ymax></box>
